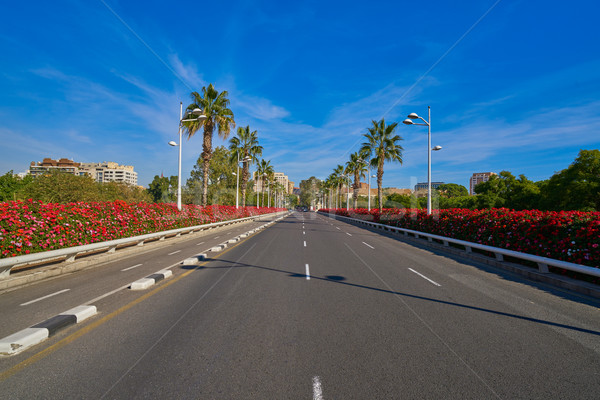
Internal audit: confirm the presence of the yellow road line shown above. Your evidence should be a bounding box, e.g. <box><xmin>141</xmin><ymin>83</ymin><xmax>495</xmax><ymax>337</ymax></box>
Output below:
<box><xmin>0</xmin><ymin>229</ymin><xmax>263</xmax><ymax>382</ymax></box>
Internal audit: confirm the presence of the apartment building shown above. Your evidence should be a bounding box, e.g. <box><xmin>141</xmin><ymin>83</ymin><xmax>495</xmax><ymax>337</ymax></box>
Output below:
<box><xmin>79</xmin><ymin>162</ymin><xmax>138</xmax><ymax>185</ymax></box>
<box><xmin>469</xmin><ymin>172</ymin><xmax>496</xmax><ymax>195</ymax></box>
<box><xmin>254</xmin><ymin>171</ymin><xmax>292</xmax><ymax>194</ymax></box>
<box><xmin>29</xmin><ymin>158</ymin><xmax>81</xmax><ymax>178</ymax></box>
<box><xmin>28</xmin><ymin>158</ymin><xmax>138</xmax><ymax>185</ymax></box>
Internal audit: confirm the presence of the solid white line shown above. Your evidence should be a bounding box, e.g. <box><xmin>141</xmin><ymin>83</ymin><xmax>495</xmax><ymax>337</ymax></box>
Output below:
<box><xmin>409</xmin><ymin>268</ymin><xmax>441</xmax><ymax>287</ymax></box>
<box><xmin>304</xmin><ymin>241</ymin><xmax>307</xmax><ymax>247</ymax></box>
<box><xmin>168</xmin><ymin>250</ymin><xmax>181</xmax><ymax>255</ymax></box>
<box><xmin>362</xmin><ymin>242</ymin><xmax>374</xmax><ymax>249</ymax></box>
<box><xmin>121</xmin><ymin>263</ymin><xmax>143</xmax><ymax>271</ymax></box>
<box><xmin>313</xmin><ymin>376</ymin><xmax>323</xmax><ymax>400</ymax></box>
<box><xmin>21</xmin><ymin>289</ymin><xmax>70</xmax><ymax>306</ymax></box>
<box><xmin>346</xmin><ymin>232</ymin><xmax>352</xmax><ymax>236</ymax></box>
<box><xmin>305</xmin><ymin>264</ymin><xmax>310</xmax><ymax>280</ymax></box>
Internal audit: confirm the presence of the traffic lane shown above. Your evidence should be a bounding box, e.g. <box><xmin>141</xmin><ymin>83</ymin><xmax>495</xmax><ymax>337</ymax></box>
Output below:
<box><xmin>287</xmin><ymin>215</ymin><xmax>504</xmax><ymax>398</ymax></box>
<box><xmin>330</xmin><ymin>214</ymin><xmax>600</xmax><ymax>350</ymax></box>
<box><xmin>1</xmin><ymin>219</ymin><xmax>315</xmax><ymax>398</ymax></box>
<box><xmin>314</xmin><ymin>215</ymin><xmax>600</xmax><ymax>398</ymax></box>
<box><xmin>0</xmin><ymin>220</ymin><xmax>268</xmax><ymax>339</ymax></box>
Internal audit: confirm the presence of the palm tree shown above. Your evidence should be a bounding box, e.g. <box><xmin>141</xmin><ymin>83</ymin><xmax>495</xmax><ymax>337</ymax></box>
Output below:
<box><xmin>346</xmin><ymin>152</ymin><xmax>368</xmax><ymax>209</ymax></box>
<box><xmin>323</xmin><ymin>177</ymin><xmax>335</xmax><ymax>208</ymax></box>
<box><xmin>229</xmin><ymin>125</ymin><xmax>263</xmax><ymax>207</ymax></box>
<box><xmin>256</xmin><ymin>159</ymin><xmax>273</xmax><ymax>207</ymax></box>
<box><xmin>360</xmin><ymin>119</ymin><xmax>404</xmax><ymax>212</ymax></box>
<box><xmin>332</xmin><ymin>164</ymin><xmax>344</xmax><ymax>208</ymax></box>
<box><xmin>182</xmin><ymin>84</ymin><xmax>235</xmax><ymax>206</ymax></box>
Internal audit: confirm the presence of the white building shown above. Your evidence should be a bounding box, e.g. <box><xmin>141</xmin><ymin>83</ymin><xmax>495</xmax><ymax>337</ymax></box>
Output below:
<box><xmin>28</xmin><ymin>158</ymin><xmax>138</xmax><ymax>186</ymax></box>
<box><xmin>79</xmin><ymin>162</ymin><xmax>138</xmax><ymax>185</ymax></box>
<box><xmin>254</xmin><ymin>171</ymin><xmax>291</xmax><ymax>194</ymax></box>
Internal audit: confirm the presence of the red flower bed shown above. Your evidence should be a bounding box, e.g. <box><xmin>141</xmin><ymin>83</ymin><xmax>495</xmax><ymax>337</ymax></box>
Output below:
<box><xmin>0</xmin><ymin>199</ymin><xmax>284</xmax><ymax>259</ymax></box>
<box><xmin>320</xmin><ymin>208</ymin><xmax>600</xmax><ymax>269</ymax></box>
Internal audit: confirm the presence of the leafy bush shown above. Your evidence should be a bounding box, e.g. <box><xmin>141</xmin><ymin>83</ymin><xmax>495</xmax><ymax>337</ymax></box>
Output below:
<box><xmin>1</xmin><ymin>199</ymin><xmax>283</xmax><ymax>258</ymax></box>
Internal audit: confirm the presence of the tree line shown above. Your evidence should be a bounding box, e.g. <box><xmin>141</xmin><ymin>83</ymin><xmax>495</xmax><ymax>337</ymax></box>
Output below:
<box><xmin>0</xmin><ymin>170</ymin><xmax>151</xmax><ymax>203</ymax></box>
<box><xmin>301</xmin><ymin>149</ymin><xmax>599</xmax><ymax>212</ymax></box>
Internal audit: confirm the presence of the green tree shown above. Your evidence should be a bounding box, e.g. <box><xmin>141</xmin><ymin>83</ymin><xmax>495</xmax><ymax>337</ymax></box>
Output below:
<box><xmin>473</xmin><ymin>171</ymin><xmax>542</xmax><ymax>210</ymax></box>
<box><xmin>437</xmin><ymin>183</ymin><xmax>469</xmax><ymax>198</ymax></box>
<box><xmin>182</xmin><ymin>84</ymin><xmax>235</xmax><ymax>206</ymax></box>
<box><xmin>360</xmin><ymin>119</ymin><xmax>404</xmax><ymax>212</ymax></box>
<box><xmin>299</xmin><ymin>176</ymin><xmax>321</xmax><ymax>208</ymax></box>
<box><xmin>540</xmin><ymin>149</ymin><xmax>600</xmax><ymax>211</ymax></box>
<box><xmin>331</xmin><ymin>164</ymin><xmax>345</xmax><ymax>208</ymax></box>
<box><xmin>22</xmin><ymin>171</ymin><xmax>98</xmax><ymax>203</ymax></box>
<box><xmin>229</xmin><ymin>125</ymin><xmax>263</xmax><ymax>207</ymax></box>
<box><xmin>147</xmin><ymin>175</ymin><xmax>176</xmax><ymax>203</ymax></box>
<box><xmin>255</xmin><ymin>159</ymin><xmax>274</xmax><ymax>207</ymax></box>
<box><xmin>346</xmin><ymin>152</ymin><xmax>367</xmax><ymax>209</ymax></box>
<box><xmin>187</xmin><ymin>146</ymin><xmax>236</xmax><ymax>205</ymax></box>
<box><xmin>0</xmin><ymin>171</ymin><xmax>33</xmax><ymax>201</ymax></box>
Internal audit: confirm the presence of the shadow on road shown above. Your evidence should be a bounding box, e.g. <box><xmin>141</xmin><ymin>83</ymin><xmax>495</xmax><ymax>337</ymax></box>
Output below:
<box><xmin>198</xmin><ymin>258</ymin><xmax>600</xmax><ymax>337</ymax></box>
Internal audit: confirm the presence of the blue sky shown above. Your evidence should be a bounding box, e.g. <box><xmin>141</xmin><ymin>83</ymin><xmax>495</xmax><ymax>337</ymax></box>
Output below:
<box><xmin>1</xmin><ymin>0</ymin><xmax>599</xmax><ymax>191</ymax></box>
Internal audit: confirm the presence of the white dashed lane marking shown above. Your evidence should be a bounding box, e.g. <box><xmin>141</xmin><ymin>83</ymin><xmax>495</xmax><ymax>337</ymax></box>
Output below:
<box><xmin>21</xmin><ymin>289</ymin><xmax>70</xmax><ymax>306</ymax></box>
<box><xmin>409</xmin><ymin>268</ymin><xmax>441</xmax><ymax>287</ymax></box>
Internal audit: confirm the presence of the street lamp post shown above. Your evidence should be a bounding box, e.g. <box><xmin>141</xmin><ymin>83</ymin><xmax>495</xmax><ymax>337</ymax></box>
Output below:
<box><xmin>367</xmin><ymin>170</ymin><xmax>371</xmax><ymax>211</ymax></box>
<box><xmin>169</xmin><ymin>102</ymin><xmax>206</xmax><ymax>211</ymax></box>
<box><xmin>403</xmin><ymin>106</ymin><xmax>442</xmax><ymax>215</ymax></box>
<box><xmin>345</xmin><ymin>174</ymin><xmax>350</xmax><ymax>211</ymax></box>
<box><xmin>235</xmin><ymin>155</ymin><xmax>252</xmax><ymax>209</ymax></box>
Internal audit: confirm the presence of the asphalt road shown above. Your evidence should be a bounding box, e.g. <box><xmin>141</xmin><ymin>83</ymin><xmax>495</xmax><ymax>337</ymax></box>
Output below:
<box><xmin>1</xmin><ymin>211</ymin><xmax>599</xmax><ymax>399</ymax></box>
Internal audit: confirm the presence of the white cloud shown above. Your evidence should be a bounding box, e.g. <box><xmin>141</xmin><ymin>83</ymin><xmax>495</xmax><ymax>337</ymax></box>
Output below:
<box><xmin>168</xmin><ymin>54</ymin><xmax>206</xmax><ymax>89</ymax></box>
<box><xmin>235</xmin><ymin>95</ymin><xmax>290</xmax><ymax>121</ymax></box>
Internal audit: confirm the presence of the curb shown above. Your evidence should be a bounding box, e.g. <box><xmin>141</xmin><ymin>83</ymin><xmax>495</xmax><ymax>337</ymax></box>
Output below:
<box><xmin>130</xmin><ymin>269</ymin><xmax>172</xmax><ymax>290</ymax></box>
<box><xmin>0</xmin><ymin>305</ymin><xmax>97</xmax><ymax>356</ymax></box>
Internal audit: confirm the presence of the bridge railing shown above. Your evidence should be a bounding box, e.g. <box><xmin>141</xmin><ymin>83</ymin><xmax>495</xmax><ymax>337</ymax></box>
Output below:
<box><xmin>0</xmin><ymin>211</ymin><xmax>288</xmax><ymax>279</ymax></box>
<box><xmin>321</xmin><ymin>212</ymin><xmax>600</xmax><ymax>279</ymax></box>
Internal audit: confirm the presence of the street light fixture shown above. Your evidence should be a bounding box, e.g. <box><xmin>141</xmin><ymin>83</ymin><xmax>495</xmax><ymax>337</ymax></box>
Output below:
<box><xmin>403</xmin><ymin>106</ymin><xmax>441</xmax><ymax>215</ymax></box>
<box><xmin>169</xmin><ymin>102</ymin><xmax>206</xmax><ymax>211</ymax></box>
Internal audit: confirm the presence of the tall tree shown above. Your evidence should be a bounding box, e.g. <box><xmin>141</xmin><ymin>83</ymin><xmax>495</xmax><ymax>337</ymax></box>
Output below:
<box><xmin>182</xmin><ymin>84</ymin><xmax>235</xmax><ymax>206</ymax></box>
<box><xmin>229</xmin><ymin>125</ymin><xmax>263</xmax><ymax>207</ymax></box>
<box><xmin>299</xmin><ymin>176</ymin><xmax>322</xmax><ymax>208</ymax></box>
<box><xmin>540</xmin><ymin>149</ymin><xmax>600</xmax><ymax>211</ymax></box>
<box><xmin>148</xmin><ymin>175</ymin><xmax>177</xmax><ymax>203</ymax></box>
<box><xmin>186</xmin><ymin>146</ymin><xmax>235</xmax><ymax>205</ymax></box>
<box><xmin>360</xmin><ymin>119</ymin><xmax>404</xmax><ymax>212</ymax></box>
<box><xmin>332</xmin><ymin>164</ymin><xmax>344</xmax><ymax>208</ymax></box>
<box><xmin>346</xmin><ymin>152</ymin><xmax>368</xmax><ymax>209</ymax></box>
<box><xmin>255</xmin><ymin>159</ymin><xmax>273</xmax><ymax>207</ymax></box>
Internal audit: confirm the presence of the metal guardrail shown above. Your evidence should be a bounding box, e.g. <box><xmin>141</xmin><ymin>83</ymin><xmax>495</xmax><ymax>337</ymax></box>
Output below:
<box><xmin>321</xmin><ymin>212</ymin><xmax>600</xmax><ymax>279</ymax></box>
<box><xmin>0</xmin><ymin>211</ymin><xmax>288</xmax><ymax>279</ymax></box>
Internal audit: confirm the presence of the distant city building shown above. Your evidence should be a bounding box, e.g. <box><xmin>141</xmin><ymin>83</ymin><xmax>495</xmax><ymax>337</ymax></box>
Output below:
<box><xmin>29</xmin><ymin>158</ymin><xmax>81</xmax><ymax>178</ymax></box>
<box><xmin>28</xmin><ymin>158</ymin><xmax>138</xmax><ymax>185</ymax></box>
<box><xmin>414</xmin><ymin>182</ymin><xmax>445</xmax><ymax>192</ymax></box>
<box><xmin>349</xmin><ymin>182</ymin><xmax>411</xmax><ymax>199</ymax></box>
<box><xmin>79</xmin><ymin>162</ymin><xmax>138</xmax><ymax>185</ymax></box>
<box><xmin>253</xmin><ymin>171</ymin><xmax>292</xmax><ymax>194</ymax></box>
<box><xmin>469</xmin><ymin>172</ymin><xmax>496</xmax><ymax>195</ymax></box>
<box><xmin>288</xmin><ymin>181</ymin><xmax>295</xmax><ymax>195</ymax></box>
